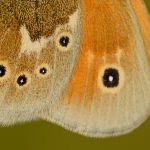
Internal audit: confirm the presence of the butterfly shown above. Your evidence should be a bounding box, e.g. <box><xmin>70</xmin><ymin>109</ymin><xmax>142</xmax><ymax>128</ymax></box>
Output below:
<box><xmin>0</xmin><ymin>0</ymin><xmax>150</xmax><ymax>138</ymax></box>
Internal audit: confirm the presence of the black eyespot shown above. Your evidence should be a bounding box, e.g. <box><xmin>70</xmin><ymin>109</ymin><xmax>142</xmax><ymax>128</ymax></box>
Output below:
<box><xmin>59</xmin><ymin>36</ymin><xmax>70</xmax><ymax>47</ymax></box>
<box><xmin>17</xmin><ymin>75</ymin><xmax>27</xmax><ymax>86</ymax></box>
<box><xmin>103</xmin><ymin>68</ymin><xmax>119</xmax><ymax>88</ymax></box>
<box><xmin>0</xmin><ymin>65</ymin><xmax>6</xmax><ymax>77</ymax></box>
<box><xmin>39</xmin><ymin>67</ymin><xmax>47</xmax><ymax>75</ymax></box>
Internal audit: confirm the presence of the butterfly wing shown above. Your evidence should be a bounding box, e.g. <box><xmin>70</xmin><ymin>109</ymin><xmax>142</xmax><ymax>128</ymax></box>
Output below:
<box><xmin>41</xmin><ymin>0</ymin><xmax>150</xmax><ymax>137</ymax></box>
<box><xmin>0</xmin><ymin>0</ymin><xmax>82</xmax><ymax>125</ymax></box>
<box><xmin>131</xmin><ymin>0</ymin><xmax>150</xmax><ymax>65</ymax></box>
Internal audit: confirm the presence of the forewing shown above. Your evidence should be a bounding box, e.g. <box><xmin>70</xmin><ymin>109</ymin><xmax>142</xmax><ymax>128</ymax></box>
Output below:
<box><xmin>41</xmin><ymin>0</ymin><xmax>150</xmax><ymax>137</ymax></box>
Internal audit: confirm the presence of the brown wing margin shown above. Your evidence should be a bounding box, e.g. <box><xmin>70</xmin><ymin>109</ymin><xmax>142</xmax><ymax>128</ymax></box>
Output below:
<box><xmin>131</xmin><ymin>0</ymin><xmax>150</xmax><ymax>65</ymax></box>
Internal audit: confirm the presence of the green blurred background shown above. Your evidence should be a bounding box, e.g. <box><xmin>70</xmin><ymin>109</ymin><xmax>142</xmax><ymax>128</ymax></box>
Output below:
<box><xmin>1</xmin><ymin>1</ymin><xmax>150</xmax><ymax>150</ymax></box>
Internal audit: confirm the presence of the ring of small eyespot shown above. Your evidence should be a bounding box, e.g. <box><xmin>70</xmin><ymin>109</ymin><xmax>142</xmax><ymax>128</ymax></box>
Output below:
<box><xmin>39</xmin><ymin>67</ymin><xmax>47</xmax><ymax>75</ymax></box>
<box><xmin>16</xmin><ymin>72</ymin><xmax>31</xmax><ymax>88</ymax></box>
<box><xmin>59</xmin><ymin>36</ymin><xmax>70</xmax><ymax>47</ymax></box>
<box><xmin>36</xmin><ymin>64</ymin><xmax>51</xmax><ymax>78</ymax></box>
<box><xmin>17</xmin><ymin>74</ymin><xmax>28</xmax><ymax>87</ymax></box>
<box><xmin>102</xmin><ymin>68</ymin><xmax>120</xmax><ymax>88</ymax></box>
<box><xmin>56</xmin><ymin>32</ymin><xmax>72</xmax><ymax>51</ymax></box>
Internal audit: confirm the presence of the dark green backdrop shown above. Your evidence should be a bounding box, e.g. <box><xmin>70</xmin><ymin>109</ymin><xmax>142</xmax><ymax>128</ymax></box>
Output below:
<box><xmin>0</xmin><ymin>1</ymin><xmax>150</xmax><ymax>150</ymax></box>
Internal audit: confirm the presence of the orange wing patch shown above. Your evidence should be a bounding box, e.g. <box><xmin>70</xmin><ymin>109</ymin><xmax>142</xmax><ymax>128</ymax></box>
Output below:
<box><xmin>63</xmin><ymin>0</ymin><xmax>135</xmax><ymax>105</ymax></box>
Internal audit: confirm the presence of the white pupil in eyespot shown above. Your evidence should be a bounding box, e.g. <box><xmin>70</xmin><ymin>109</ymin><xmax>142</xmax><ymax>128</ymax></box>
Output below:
<box><xmin>109</xmin><ymin>76</ymin><xmax>114</xmax><ymax>82</ymax></box>
<box><xmin>20</xmin><ymin>79</ymin><xmax>24</xmax><ymax>83</ymax></box>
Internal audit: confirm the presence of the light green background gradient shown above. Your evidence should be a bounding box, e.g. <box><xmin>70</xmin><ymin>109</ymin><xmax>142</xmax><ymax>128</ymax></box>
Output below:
<box><xmin>0</xmin><ymin>1</ymin><xmax>150</xmax><ymax>150</ymax></box>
